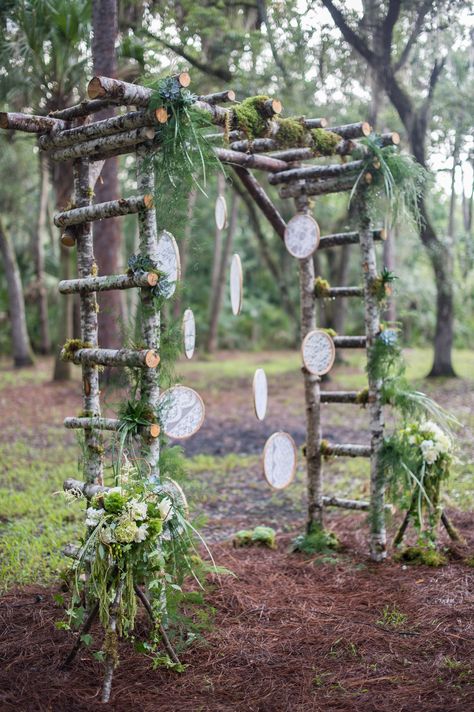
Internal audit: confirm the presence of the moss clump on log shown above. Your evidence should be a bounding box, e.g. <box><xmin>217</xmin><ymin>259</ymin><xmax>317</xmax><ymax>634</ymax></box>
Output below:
<box><xmin>320</xmin><ymin>439</ymin><xmax>332</xmax><ymax>457</ymax></box>
<box><xmin>62</xmin><ymin>339</ymin><xmax>92</xmax><ymax>361</ymax></box>
<box><xmin>314</xmin><ymin>276</ymin><xmax>331</xmax><ymax>297</ymax></box>
<box><xmin>311</xmin><ymin>129</ymin><xmax>341</xmax><ymax>156</ymax></box>
<box><xmin>320</xmin><ymin>327</ymin><xmax>337</xmax><ymax>337</ymax></box>
<box><xmin>355</xmin><ymin>387</ymin><xmax>369</xmax><ymax>405</ymax></box>
<box><xmin>232</xmin><ymin>96</ymin><xmax>270</xmax><ymax>139</ymax></box>
<box><xmin>394</xmin><ymin>546</ymin><xmax>447</xmax><ymax>567</ymax></box>
<box><xmin>291</xmin><ymin>526</ymin><xmax>341</xmax><ymax>554</ymax></box>
<box><xmin>233</xmin><ymin>525</ymin><xmax>276</xmax><ymax>549</ymax></box>
<box><xmin>274</xmin><ymin>117</ymin><xmax>307</xmax><ymax>148</ymax></box>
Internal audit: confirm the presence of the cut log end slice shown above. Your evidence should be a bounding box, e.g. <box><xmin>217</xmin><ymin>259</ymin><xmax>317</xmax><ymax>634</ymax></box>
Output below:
<box><xmin>0</xmin><ymin>113</ymin><xmax>9</xmax><ymax>129</ymax></box>
<box><xmin>253</xmin><ymin>368</ymin><xmax>268</xmax><ymax>421</ymax></box>
<box><xmin>362</xmin><ymin>121</ymin><xmax>372</xmax><ymax>136</ymax></box>
<box><xmin>60</xmin><ymin>229</ymin><xmax>77</xmax><ymax>247</ymax></box>
<box><xmin>391</xmin><ymin>132</ymin><xmax>400</xmax><ymax>145</ymax></box>
<box><xmin>147</xmin><ymin>272</ymin><xmax>159</xmax><ymax>287</ymax></box>
<box><xmin>149</xmin><ymin>423</ymin><xmax>161</xmax><ymax>438</ymax></box>
<box><xmin>320</xmin><ymin>117</ymin><xmax>328</xmax><ymax>128</ymax></box>
<box><xmin>87</xmin><ymin>76</ymin><xmax>105</xmax><ymax>99</ymax></box>
<box><xmin>227</xmin><ymin>90</ymin><xmax>236</xmax><ymax>102</ymax></box>
<box><xmin>380</xmin><ymin>227</ymin><xmax>387</xmax><ymax>241</ymax></box>
<box><xmin>145</xmin><ymin>350</ymin><xmax>160</xmax><ymax>368</ymax></box>
<box><xmin>271</xmin><ymin>99</ymin><xmax>282</xmax><ymax>115</ymax></box>
<box><xmin>155</xmin><ymin>107</ymin><xmax>169</xmax><ymax>124</ymax></box>
<box><xmin>143</xmin><ymin>194</ymin><xmax>154</xmax><ymax>209</ymax></box>
<box><xmin>178</xmin><ymin>71</ymin><xmax>191</xmax><ymax>88</ymax></box>
<box><xmin>263</xmin><ymin>431</ymin><xmax>297</xmax><ymax>490</ymax></box>
<box><xmin>230</xmin><ymin>253</ymin><xmax>243</xmax><ymax>316</ymax></box>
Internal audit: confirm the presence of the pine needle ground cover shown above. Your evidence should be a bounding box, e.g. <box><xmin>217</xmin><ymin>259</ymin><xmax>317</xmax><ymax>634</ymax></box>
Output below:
<box><xmin>0</xmin><ymin>352</ymin><xmax>473</xmax><ymax>711</ymax></box>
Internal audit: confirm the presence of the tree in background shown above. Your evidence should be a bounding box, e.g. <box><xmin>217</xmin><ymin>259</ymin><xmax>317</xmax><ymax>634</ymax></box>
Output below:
<box><xmin>92</xmin><ymin>0</ymin><xmax>124</xmax><ymax>358</ymax></box>
<box><xmin>320</xmin><ymin>0</ymin><xmax>471</xmax><ymax>376</ymax></box>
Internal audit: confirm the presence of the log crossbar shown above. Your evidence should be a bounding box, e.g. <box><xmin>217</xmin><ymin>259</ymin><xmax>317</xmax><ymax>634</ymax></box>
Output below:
<box><xmin>333</xmin><ymin>336</ymin><xmax>367</xmax><ymax>348</ymax></box>
<box><xmin>320</xmin><ymin>391</ymin><xmax>367</xmax><ymax>403</ymax></box>
<box><xmin>58</xmin><ymin>271</ymin><xmax>158</xmax><ymax>294</ymax></box>
<box><xmin>54</xmin><ymin>194</ymin><xmax>153</xmax><ymax>228</ymax></box>
<box><xmin>322</xmin><ymin>443</ymin><xmax>372</xmax><ymax>458</ymax></box>
<box><xmin>319</xmin><ymin>229</ymin><xmax>385</xmax><ymax>249</ymax></box>
<box><xmin>315</xmin><ymin>287</ymin><xmax>364</xmax><ymax>299</ymax></box>
<box><xmin>62</xmin><ymin>347</ymin><xmax>160</xmax><ymax>368</ymax></box>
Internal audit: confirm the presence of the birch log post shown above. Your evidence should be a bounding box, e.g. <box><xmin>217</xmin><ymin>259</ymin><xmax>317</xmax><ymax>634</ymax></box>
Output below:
<box><xmin>356</xmin><ymin>189</ymin><xmax>386</xmax><ymax>561</ymax></box>
<box><xmin>296</xmin><ymin>195</ymin><xmax>324</xmax><ymax>532</ymax></box>
<box><xmin>101</xmin><ymin>580</ymin><xmax>124</xmax><ymax>704</ymax></box>
<box><xmin>73</xmin><ymin>159</ymin><xmax>104</xmax><ymax>486</ymax></box>
<box><xmin>136</xmin><ymin>144</ymin><xmax>161</xmax><ymax>480</ymax></box>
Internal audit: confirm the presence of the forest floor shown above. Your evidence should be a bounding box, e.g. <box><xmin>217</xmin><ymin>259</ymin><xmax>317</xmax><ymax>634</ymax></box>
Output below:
<box><xmin>0</xmin><ymin>349</ymin><xmax>473</xmax><ymax>711</ymax></box>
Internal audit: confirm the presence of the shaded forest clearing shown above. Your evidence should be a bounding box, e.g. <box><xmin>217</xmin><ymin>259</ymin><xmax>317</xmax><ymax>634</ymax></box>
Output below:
<box><xmin>0</xmin><ymin>350</ymin><xmax>473</xmax><ymax>711</ymax></box>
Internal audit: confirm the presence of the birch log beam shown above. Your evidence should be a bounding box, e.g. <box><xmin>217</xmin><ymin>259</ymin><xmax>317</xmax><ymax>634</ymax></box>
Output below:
<box><xmin>39</xmin><ymin>110</ymin><xmax>158</xmax><ymax>150</ymax></box>
<box><xmin>198</xmin><ymin>90</ymin><xmax>236</xmax><ymax>104</ymax></box>
<box><xmin>88</xmin><ymin>73</ymin><xmax>190</xmax><ymax>104</ymax></box>
<box><xmin>269</xmin><ymin>159</ymin><xmax>364</xmax><ymax>185</ymax></box>
<box><xmin>64</xmin><ymin>416</ymin><xmax>160</xmax><ymax>438</ymax></box>
<box><xmin>315</xmin><ymin>286</ymin><xmax>364</xmax><ymax>298</ymax></box>
<box><xmin>49</xmin><ymin>99</ymin><xmax>118</xmax><ymax>121</ymax></box>
<box><xmin>328</xmin><ymin>122</ymin><xmax>371</xmax><ymax>139</ymax></box>
<box><xmin>322</xmin><ymin>495</ymin><xmax>392</xmax><ymax>510</ymax></box>
<box><xmin>54</xmin><ymin>194</ymin><xmax>153</xmax><ymax>227</ymax></box>
<box><xmin>58</xmin><ymin>271</ymin><xmax>158</xmax><ymax>294</ymax></box>
<box><xmin>215</xmin><ymin>148</ymin><xmax>288</xmax><ymax>172</ymax></box>
<box><xmin>357</xmin><ymin>190</ymin><xmax>387</xmax><ymax>562</ymax></box>
<box><xmin>333</xmin><ymin>335</ymin><xmax>367</xmax><ymax>348</ymax></box>
<box><xmin>49</xmin><ymin>127</ymin><xmax>155</xmax><ymax>162</ymax></box>
<box><xmin>62</xmin><ymin>347</ymin><xmax>160</xmax><ymax>368</ymax></box>
<box><xmin>229</xmin><ymin>136</ymin><xmax>354</xmax><ymax>158</ymax></box>
<box><xmin>0</xmin><ymin>112</ymin><xmax>68</xmax><ymax>133</ymax></box>
<box><xmin>232</xmin><ymin>167</ymin><xmax>286</xmax><ymax>239</ymax></box>
<box><xmin>320</xmin><ymin>391</ymin><xmax>366</xmax><ymax>403</ymax></box>
<box><xmin>322</xmin><ymin>443</ymin><xmax>372</xmax><ymax>457</ymax></box>
<box><xmin>279</xmin><ymin>176</ymin><xmax>357</xmax><ymax>199</ymax></box>
<box><xmin>268</xmin><ymin>141</ymin><xmax>356</xmax><ymax>162</ymax></box>
<box><xmin>319</xmin><ymin>229</ymin><xmax>385</xmax><ymax>249</ymax></box>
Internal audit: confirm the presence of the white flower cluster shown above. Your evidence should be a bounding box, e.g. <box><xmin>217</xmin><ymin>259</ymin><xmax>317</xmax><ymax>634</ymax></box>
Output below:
<box><xmin>418</xmin><ymin>421</ymin><xmax>452</xmax><ymax>465</ymax></box>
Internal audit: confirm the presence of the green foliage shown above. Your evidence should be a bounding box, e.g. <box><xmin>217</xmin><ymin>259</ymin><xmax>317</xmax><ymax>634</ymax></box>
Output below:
<box><xmin>394</xmin><ymin>546</ymin><xmax>447</xmax><ymax>566</ymax></box>
<box><xmin>351</xmin><ymin>135</ymin><xmax>429</xmax><ymax>227</ymax></box>
<box><xmin>274</xmin><ymin>117</ymin><xmax>307</xmax><ymax>147</ymax></box>
<box><xmin>370</xmin><ymin>267</ymin><xmax>397</xmax><ymax>303</ymax></box>
<box><xmin>232</xmin><ymin>95</ymin><xmax>271</xmax><ymax>139</ymax></box>
<box><xmin>376</xmin><ymin>604</ymin><xmax>408</xmax><ymax>628</ymax></box>
<box><xmin>291</xmin><ymin>527</ymin><xmax>340</xmax><ymax>555</ymax></box>
<box><xmin>233</xmin><ymin>525</ymin><xmax>276</xmax><ymax>549</ymax></box>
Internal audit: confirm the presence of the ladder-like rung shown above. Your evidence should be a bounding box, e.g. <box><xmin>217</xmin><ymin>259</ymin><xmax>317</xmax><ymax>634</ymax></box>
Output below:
<box><xmin>62</xmin><ymin>347</ymin><xmax>160</xmax><ymax>369</ymax></box>
<box><xmin>64</xmin><ymin>416</ymin><xmax>160</xmax><ymax>437</ymax></box>
<box><xmin>64</xmin><ymin>477</ymin><xmax>108</xmax><ymax>498</ymax></box>
<box><xmin>55</xmin><ymin>194</ymin><xmax>153</xmax><ymax>228</ymax></box>
<box><xmin>333</xmin><ymin>335</ymin><xmax>366</xmax><ymax>348</ymax></box>
<box><xmin>58</xmin><ymin>271</ymin><xmax>158</xmax><ymax>294</ymax></box>
<box><xmin>322</xmin><ymin>495</ymin><xmax>392</xmax><ymax>511</ymax></box>
<box><xmin>321</xmin><ymin>442</ymin><xmax>372</xmax><ymax>457</ymax></box>
<box><xmin>320</xmin><ymin>391</ymin><xmax>368</xmax><ymax>404</ymax></box>
<box><xmin>315</xmin><ymin>286</ymin><xmax>363</xmax><ymax>299</ymax></box>
<box><xmin>49</xmin><ymin>126</ymin><xmax>156</xmax><ymax>162</ymax></box>
<box><xmin>318</xmin><ymin>229</ymin><xmax>385</xmax><ymax>249</ymax></box>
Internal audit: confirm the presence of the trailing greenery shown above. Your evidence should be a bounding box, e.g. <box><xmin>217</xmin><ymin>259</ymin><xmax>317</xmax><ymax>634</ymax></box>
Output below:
<box><xmin>351</xmin><ymin>134</ymin><xmax>429</xmax><ymax>227</ymax></box>
<box><xmin>233</xmin><ymin>525</ymin><xmax>276</xmax><ymax>549</ymax></box>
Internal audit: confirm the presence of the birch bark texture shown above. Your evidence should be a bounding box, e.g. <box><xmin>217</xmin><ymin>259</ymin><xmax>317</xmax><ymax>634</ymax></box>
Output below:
<box><xmin>136</xmin><ymin>145</ymin><xmax>161</xmax><ymax>480</ymax></box>
<box><xmin>356</xmin><ymin>190</ymin><xmax>386</xmax><ymax>561</ymax></box>
<box><xmin>73</xmin><ymin>159</ymin><xmax>104</xmax><ymax>486</ymax></box>
<box><xmin>295</xmin><ymin>195</ymin><xmax>324</xmax><ymax>532</ymax></box>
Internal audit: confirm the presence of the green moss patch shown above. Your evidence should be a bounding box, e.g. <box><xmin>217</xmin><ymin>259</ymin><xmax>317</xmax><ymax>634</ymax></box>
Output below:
<box><xmin>394</xmin><ymin>546</ymin><xmax>447</xmax><ymax>567</ymax></box>
<box><xmin>233</xmin><ymin>525</ymin><xmax>276</xmax><ymax>549</ymax></box>
<box><xmin>311</xmin><ymin>128</ymin><xmax>341</xmax><ymax>155</ymax></box>
<box><xmin>274</xmin><ymin>117</ymin><xmax>307</xmax><ymax>148</ymax></box>
<box><xmin>291</xmin><ymin>527</ymin><xmax>341</xmax><ymax>555</ymax></box>
<box><xmin>232</xmin><ymin>95</ymin><xmax>271</xmax><ymax>139</ymax></box>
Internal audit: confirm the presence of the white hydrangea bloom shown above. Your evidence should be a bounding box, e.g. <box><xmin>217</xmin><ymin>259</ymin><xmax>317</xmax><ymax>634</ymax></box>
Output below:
<box><xmin>85</xmin><ymin>507</ymin><xmax>105</xmax><ymax>528</ymax></box>
<box><xmin>134</xmin><ymin>524</ymin><xmax>149</xmax><ymax>543</ymax></box>
<box><xmin>128</xmin><ymin>499</ymin><xmax>148</xmax><ymax>521</ymax></box>
<box><xmin>420</xmin><ymin>439</ymin><xmax>439</xmax><ymax>464</ymax></box>
<box><xmin>99</xmin><ymin>526</ymin><xmax>115</xmax><ymax>544</ymax></box>
<box><xmin>158</xmin><ymin>496</ymin><xmax>173</xmax><ymax>521</ymax></box>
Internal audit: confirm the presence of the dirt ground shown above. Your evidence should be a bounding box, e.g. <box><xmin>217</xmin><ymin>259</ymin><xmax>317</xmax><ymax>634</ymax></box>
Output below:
<box><xmin>0</xmin><ymin>354</ymin><xmax>473</xmax><ymax>711</ymax></box>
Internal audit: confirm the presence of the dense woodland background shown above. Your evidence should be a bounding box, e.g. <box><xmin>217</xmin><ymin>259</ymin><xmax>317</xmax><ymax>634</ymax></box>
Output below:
<box><xmin>0</xmin><ymin>0</ymin><xmax>473</xmax><ymax>377</ymax></box>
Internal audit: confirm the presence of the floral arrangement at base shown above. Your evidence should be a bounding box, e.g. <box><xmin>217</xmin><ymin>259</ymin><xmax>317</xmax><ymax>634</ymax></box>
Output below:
<box><xmin>382</xmin><ymin>420</ymin><xmax>455</xmax><ymax>552</ymax></box>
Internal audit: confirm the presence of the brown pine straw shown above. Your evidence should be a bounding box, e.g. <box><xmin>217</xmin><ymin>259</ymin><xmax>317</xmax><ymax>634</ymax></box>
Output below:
<box><xmin>0</xmin><ymin>514</ymin><xmax>473</xmax><ymax>712</ymax></box>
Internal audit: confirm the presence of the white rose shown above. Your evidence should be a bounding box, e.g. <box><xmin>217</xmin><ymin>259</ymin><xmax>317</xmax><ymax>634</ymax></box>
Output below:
<box><xmin>128</xmin><ymin>499</ymin><xmax>148</xmax><ymax>521</ymax></box>
<box><xmin>158</xmin><ymin>496</ymin><xmax>173</xmax><ymax>521</ymax></box>
<box><xmin>134</xmin><ymin>524</ymin><xmax>149</xmax><ymax>543</ymax></box>
<box><xmin>85</xmin><ymin>507</ymin><xmax>105</xmax><ymax>528</ymax></box>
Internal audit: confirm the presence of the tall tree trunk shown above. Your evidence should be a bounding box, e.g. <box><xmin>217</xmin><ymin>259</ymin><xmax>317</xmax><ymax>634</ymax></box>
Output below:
<box><xmin>0</xmin><ymin>218</ymin><xmax>34</xmax><ymax>367</ymax></box>
<box><xmin>34</xmin><ymin>149</ymin><xmax>51</xmax><ymax>354</ymax></box>
<box><xmin>206</xmin><ymin>192</ymin><xmax>239</xmax><ymax>352</ymax></box>
<box><xmin>52</xmin><ymin>161</ymin><xmax>74</xmax><ymax>381</ymax></box>
<box><xmin>92</xmin><ymin>0</ymin><xmax>124</xmax><ymax>359</ymax></box>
